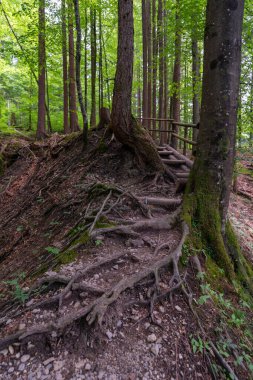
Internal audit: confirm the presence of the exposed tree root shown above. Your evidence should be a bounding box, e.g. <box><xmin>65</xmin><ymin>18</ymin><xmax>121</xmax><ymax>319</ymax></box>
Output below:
<box><xmin>91</xmin><ymin>208</ymin><xmax>181</xmax><ymax>240</ymax></box>
<box><xmin>0</xmin><ymin>222</ymin><xmax>189</xmax><ymax>350</ymax></box>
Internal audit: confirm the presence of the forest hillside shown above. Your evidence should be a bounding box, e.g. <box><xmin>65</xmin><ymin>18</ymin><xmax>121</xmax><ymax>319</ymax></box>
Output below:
<box><xmin>0</xmin><ymin>0</ymin><xmax>253</xmax><ymax>379</ymax></box>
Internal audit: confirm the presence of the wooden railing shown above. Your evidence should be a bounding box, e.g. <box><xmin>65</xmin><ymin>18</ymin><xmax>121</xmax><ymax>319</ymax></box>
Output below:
<box><xmin>137</xmin><ymin>117</ymin><xmax>198</xmax><ymax>154</ymax></box>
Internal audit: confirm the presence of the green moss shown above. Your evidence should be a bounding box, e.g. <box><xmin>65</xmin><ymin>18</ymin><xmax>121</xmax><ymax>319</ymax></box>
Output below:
<box><xmin>62</xmin><ymin>131</ymin><xmax>81</xmax><ymax>143</ymax></box>
<box><xmin>58</xmin><ymin>249</ymin><xmax>77</xmax><ymax>265</ymax></box>
<box><xmin>97</xmin><ymin>139</ymin><xmax>108</xmax><ymax>153</ymax></box>
<box><xmin>205</xmin><ymin>256</ymin><xmax>225</xmax><ymax>291</ymax></box>
<box><xmin>88</xmin><ymin>183</ymin><xmax>113</xmax><ymax>200</ymax></box>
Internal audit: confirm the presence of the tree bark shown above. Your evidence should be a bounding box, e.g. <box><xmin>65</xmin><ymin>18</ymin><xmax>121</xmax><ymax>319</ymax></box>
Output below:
<box><xmin>152</xmin><ymin>0</ymin><xmax>157</xmax><ymax>138</ymax></box>
<box><xmin>111</xmin><ymin>0</ymin><xmax>164</xmax><ymax>172</ymax></box>
<box><xmin>68</xmin><ymin>0</ymin><xmax>79</xmax><ymax>132</ymax></box>
<box><xmin>142</xmin><ymin>0</ymin><xmax>148</xmax><ymax>129</ymax></box>
<box><xmin>147</xmin><ymin>0</ymin><xmax>152</xmax><ymax>131</ymax></box>
<box><xmin>158</xmin><ymin>0</ymin><xmax>164</xmax><ymax>142</ymax></box>
<box><xmin>84</xmin><ymin>6</ymin><xmax>88</xmax><ymax>112</ymax></box>
<box><xmin>183</xmin><ymin>0</ymin><xmax>253</xmax><ymax>294</ymax></box>
<box><xmin>62</xmin><ymin>0</ymin><xmax>69</xmax><ymax>134</ymax></box>
<box><xmin>90</xmin><ymin>6</ymin><xmax>97</xmax><ymax>128</ymax></box>
<box><xmin>171</xmin><ymin>0</ymin><xmax>181</xmax><ymax>149</ymax></box>
<box><xmin>37</xmin><ymin>0</ymin><xmax>46</xmax><ymax>140</ymax></box>
<box><xmin>73</xmin><ymin>0</ymin><xmax>88</xmax><ymax>145</ymax></box>
<box><xmin>192</xmin><ymin>38</ymin><xmax>200</xmax><ymax>148</ymax></box>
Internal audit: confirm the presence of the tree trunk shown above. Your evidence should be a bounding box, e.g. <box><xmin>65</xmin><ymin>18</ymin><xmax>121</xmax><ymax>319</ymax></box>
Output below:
<box><xmin>192</xmin><ymin>38</ymin><xmax>200</xmax><ymax>149</ymax></box>
<box><xmin>73</xmin><ymin>0</ymin><xmax>88</xmax><ymax>145</ymax></box>
<box><xmin>157</xmin><ymin>0</ymin><xmax>164</xmax><ymax>142</ymax></box>
<box><xmin>183</xmin><ymin>0</ymin><xmax>253</xmax><ymax>294</ymax></box>
<box><xmin>99</xmin><ymin>7</ymin><xmax>104</xmax><ymax>110</ymax></box>
<box><xmin>36</xmin><ymin>0</ymin><xmax>46</xmax><ymax>140</ymax></box>
<box><xmin>142</xmin><ymin>0</ymin><xmax>148</xmax><ymax>129</ymax></box>
<box><xmin>111</xmin><ymin>0</ymin><xmax>164</xmax><ymax>172</ymax></box>
<box><xmin>147</xmin><ymin>0</ymin><xmax>152</xmax><ymax>132</ymax></box>
<box><xmin>90</xmin><ymin>6</ymin><xmax>97</xmax><ymax>128</ymax></box>
<box><xmin>68</xmin><ymin>0</ymin><xmax>79</xmax><ymax>132</ymax></box>
<box><xmin>152</xmin><ymin>0</ymin><xmax>157</xmax><ymax>138</ymax></box>
<box><xmin>84</xmin><ymin>6</ymin><xmax>88</xmax><ymax>112</ymax></box>
<box><xmin>62</xmin><ymin>0</ymin><xmax>69</xmax><ymax>134</ymax></box>
<box><xmin>46</xmin><ymin>65</ymin><xmax>52</xmax><ymax>133</ymax></box>
<box><xmin>171</xmin><ymin>0</ymin><xmax>181</xmax><ymax>149</ymax></box>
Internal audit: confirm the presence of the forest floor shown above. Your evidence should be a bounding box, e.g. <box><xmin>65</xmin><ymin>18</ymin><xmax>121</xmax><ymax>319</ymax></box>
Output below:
<box><xmin>0</xmin><ymin>131</ymin><xmax>252</xmax><ymax>380</ymax></box>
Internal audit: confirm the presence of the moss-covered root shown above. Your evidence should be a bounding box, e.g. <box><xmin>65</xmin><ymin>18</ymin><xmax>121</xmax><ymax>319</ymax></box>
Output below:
<box><xmin>182</xmin><ymin>187</ymin><xmax>253</xmax><ymax>298</ymax></box>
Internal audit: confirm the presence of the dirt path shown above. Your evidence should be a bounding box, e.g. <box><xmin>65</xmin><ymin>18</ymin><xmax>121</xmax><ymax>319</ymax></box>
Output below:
<box><xmin>0</xmin><ymin>134</ymin><xmax>252</xmax><ymax>380</ymax></box>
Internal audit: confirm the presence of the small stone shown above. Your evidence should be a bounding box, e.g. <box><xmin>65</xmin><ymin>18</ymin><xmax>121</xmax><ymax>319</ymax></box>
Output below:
<box><xmin>21</xmin><ymin>354</ymin><xmax>30</xmax><ymax>363</ymax></box>
<box><xmin>6</xmin><ymin>319</ymin><xmax>12</xmax><ymax>325</ymax></box>
<box><xmin>55</xmin><ymin>373</ymin><xmax>63</xmax><ymax>380</ymax></box>
<box><xmin>0</xmin><ymin>349</ymin><xmax>8</xmax><ymax>356</ymax></box>
<box><xmin>144</xmin><ymin>322</ymin><xmax>150</xmax><ymax>329</ymax></box>
<box><xmin>106</xmin><ymin>330</ymin><xmax>113</xmax><ymax>340</ymax></box>
<box><xmin>18</xmin><ymin>363</ymin><xmax>25</xmax><ymax>371</ymax></box>
<box><xmin>175</xmin><ymin>305</ymin><xmax>182</xmax><ymax>312</ymax></box>
<box><xmin>113</xmin><ymin>265</ymin><xmax>119</xmax><ymax>270</ymax></box>
<box><xmin>43</xmin><ymin>357</ymin><xmax>55</xmax><ymax>366</ymax></box>
<box><xmin>117</xmin><ymin>320</ymin><xmax>123</xmax><ymax>328</ymax></box>
<box><xmin>32</xmin><ymin>309</ymin><xmax>41</xmax><ymax>314</ymax></box>
<box><xmin>147</xmin><ymin>334</ymin><xmax>157</xmax><ymax>343</ymax></box>
<box><xmin>159</xmin><ymin>306</ymin><xmax>165</xmax><ymax>313</ymax></box>
<box><xmin>98</xmin><ymin>371</ymin><xmax>105</xmax><ymax>379</ymax></box>
<box><xmin>19</xmin><ymin>323</ymin><xmax>26</xmax><ymax>330</ymax></box>
<box><xmin>16</xmin><ymin>353</ymin><xmax>21</xmax><ymax>359</ymax></box>
<box><xmin>75</xmin><ymin>360</ymin><xmax>85</xmax><ymax>369</ymax></box>
<box><xmin>94</xmin><ymin>274</ymin><xmax>100</xmax><ymax>280</ymax></box>
<box><xmin>8</xmin><ymin>367</ymin><xmax>14</xmax><ymax>373</ymax></box>
<box><xmin>85</xmin><ymin>363</ymin><xmax>91</xmax><ymax>371</ymax></box>
<box><xmin>150</xmin><ymin>344</ymin><xmax>160</xmax><ymax>356</ymax></box>
<box><xmin>53</xmin><ymin>360</ymin><xmax>65</xmax><ymax>371</ymax></box>
<box><xmin>74</xmin><ymin>301</ymin><xmax>81</xmax><ymax>309</ymax></box>
<box><xmin>26</xmin><ymin>299</ymin><xmax>34</xmax><ymax>307</ymax></box>
<box><xmin>179</xmin><ymin>354</ymin><xmax>183</xmax><ymax>360</ymax></box>
<box><xmin>44</xmin><ymin>367</ymin><xmax>50</xmax><ymax>375</ymax></box>
<box><xmin>8</xmin><ymin>345</ymin><xmax>14</xmax><ymax>355</ymax></box>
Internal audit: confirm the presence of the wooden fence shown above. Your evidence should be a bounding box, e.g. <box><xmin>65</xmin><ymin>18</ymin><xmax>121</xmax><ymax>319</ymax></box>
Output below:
<box><xmin>137</xmin><ymin>117</ymin><xmax>198</xmax><ymax>155</ymax></box>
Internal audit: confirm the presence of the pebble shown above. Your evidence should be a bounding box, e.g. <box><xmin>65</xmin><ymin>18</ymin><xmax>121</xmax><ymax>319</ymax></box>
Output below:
<box><xmin>8</xmin><ymin>345</ymin><xmax>14</xmax><ymax>355</ymax></box>
<box><xmin>159</xmin><ymin>306</ymin><xmax>165</xmax><ymax>313</ymax></box>
<box><xmin>16</xmin><ymin>353</ymin><xmax>21</xmax><ymax>359</ymax></box>
<box><xmin>147</xmin><ymin>334</ymin><xmax>157</xmax><ymax>343</ymax></box>
<box><xmin>8</xmin><ymin>367</ymin><xmax>14</xmax><ymax>373</ymax></box>
<box><xmin>85</xmin><ymin>363</ymin><xmax>91</xmax><ymax>371</ymax></box>
<box><xmin>117</xmin><ymin>320</ymin><xmax>123</xmax><ymax>328</ymax></box>
<box><xmin>18</xmin><ymin>363</ymin><xmax>25</xmax><ymax>371</ymax></box>
<box><xmin>150</xmin><ymin>344</ymin><xmax>160</xmax><ymax>356</ymax></box>
<box><xmin>54</xmin><ymin>360</ymin><xmax>65</xmax><ymax>371</ymax></box>
<box><xmin>19</xmin><ymin>323</ymin><xmax>26</xmax><ymax>330</ymax></box>
<box><xmin>106</xmin><ymin>330</ymin><xmax>113</xmax><ymax>340</ymax></box>
<box><xmin>175</xmin><ymin>305</ymin><xmax>182</xmax><ymax>312</ymax></box>
<box><xmin>113</xmin><ymin>265</ymin><xmax>119</xmax><ymax>270</ymax></box>
<box><xmin>55</xmin><ymin>373</ymin><xmax>63</xmax><ymax>380</ymax></box>
<box><xmin>94</xmin><ymin>274</ymin><xmax>100</xmax><ymax>280</ymax></box>
<box><xmin>0</xmin><ymin>349</ymin><xmax>8</xmax><ymax>356</ymax></box>
<box><xmin>21</xmin><ymin>354</ymin><xmax>30</xmax><ymax>363</ymax></box>
<box><xmin>179</xmin><ymin>354</ymin><xmax>183</xmax><ymax>360</ymax></box>
<box><xmin>75</xmin><ymin>360</ymin><xmax>85</xmax><ymax>369</ymax></box>
<box><xmin>32</xmin><ymin>309</ymin><xmax>41</xmax><ymax>314</ymax></box>
<box><xmin>43</xmin><ymin>357</ymin><xmax>55</xmax><ymax>366</ymax></box>
<box><xmin>98</xmin><ymin>371</ymin><xmax>105</xmax><ymax>379</ymax></box>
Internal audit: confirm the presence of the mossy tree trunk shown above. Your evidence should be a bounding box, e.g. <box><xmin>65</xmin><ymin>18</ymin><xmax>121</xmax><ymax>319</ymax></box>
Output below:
<box><xmin>111</xmin><ymin>0</ymin><xmax>164</xmax><ymax>172</ymax></box>
<box><xmin>183</xmin><ymin>0</ymin><xmax>253</xmax><ymax>295</ymax></box>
